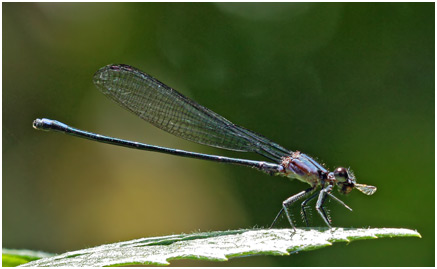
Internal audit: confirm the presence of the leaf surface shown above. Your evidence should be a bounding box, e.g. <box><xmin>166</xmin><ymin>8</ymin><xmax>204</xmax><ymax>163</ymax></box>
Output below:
<box><xmin>18</xmin><ymin>228</ymin><xmax>421</xmax><ymax>267</ymax></box>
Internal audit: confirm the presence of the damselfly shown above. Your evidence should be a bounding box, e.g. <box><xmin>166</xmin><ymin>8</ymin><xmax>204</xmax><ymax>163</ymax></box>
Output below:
<box><xmin>33</xmin><ymin>64</ymin><xmax>377</xmax><ymax>228</ymax></box>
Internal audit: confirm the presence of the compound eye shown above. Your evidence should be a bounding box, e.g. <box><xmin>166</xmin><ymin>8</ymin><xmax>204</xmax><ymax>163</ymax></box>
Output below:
<box><xmin>334</xmin><ymin>167</ymin><xmax>348</xmax><ymax>182</ymax></box>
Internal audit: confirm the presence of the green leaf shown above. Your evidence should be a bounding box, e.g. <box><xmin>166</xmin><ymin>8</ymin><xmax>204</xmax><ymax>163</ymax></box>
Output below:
<box><xmin>2</xmin><ymin>249</ymin><xmax>54</xmax><ymax>267</ymax></box>
<box><xmin>18</xmin><ymin>228</ymin><xmax>420</xmax><ymax>267</ymax></box>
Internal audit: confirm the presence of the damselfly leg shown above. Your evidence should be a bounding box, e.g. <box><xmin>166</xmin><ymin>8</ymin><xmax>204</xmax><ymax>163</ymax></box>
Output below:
<box><xmin>270</xmin><ymin>187</ymin><xmax>315</xmax><ymax>229</ymax></box>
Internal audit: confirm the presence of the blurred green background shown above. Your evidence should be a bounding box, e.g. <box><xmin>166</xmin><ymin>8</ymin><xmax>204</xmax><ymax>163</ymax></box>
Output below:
<box><xmin>3</xmin><ymin>3</ymin><xmax>434</xmax><ymax>266</ymax></box>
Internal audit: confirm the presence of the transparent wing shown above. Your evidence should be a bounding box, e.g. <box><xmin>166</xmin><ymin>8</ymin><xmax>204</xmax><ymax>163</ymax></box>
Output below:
<box><xmin>93</xmin><ymin>64</ymin><xmax>291</xmax><ymax>162</ymax></box>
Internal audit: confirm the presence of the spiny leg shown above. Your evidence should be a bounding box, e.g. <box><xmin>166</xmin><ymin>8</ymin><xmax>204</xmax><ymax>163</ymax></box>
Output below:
<box><xmin>316</xmin><ymin>185</ymin><xmax>333</xmax><ymax>227</ymax></box>
<box><xmin>270</xmin><ymin>187</ymin><xmax>315</xmax><ymax>229</ymax></box>
<box><xmin>326</xmin><ymin>192</ymin><xmax>353</xmax><ymax>211</ymax></box>
<box><xmin>270</xmin><ymin>207</ymin><xmax>285</xmax><ymax>229</ymax></box>
<box><xmin>300</xmin><ymin>191</ymin><xmax>319</xmax><ymax>226</ymax></box>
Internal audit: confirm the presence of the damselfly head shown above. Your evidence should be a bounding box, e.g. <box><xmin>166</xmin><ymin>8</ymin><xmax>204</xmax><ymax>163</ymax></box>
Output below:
<box><xmin>333</xmin><ymin>167</ymin><xmax>377</xmax><ymax>195</ymax></box>
<box><xmin>334</xmin><ymin>167</ymin><xmax>356</xmax><ymax>194</ymax></box>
